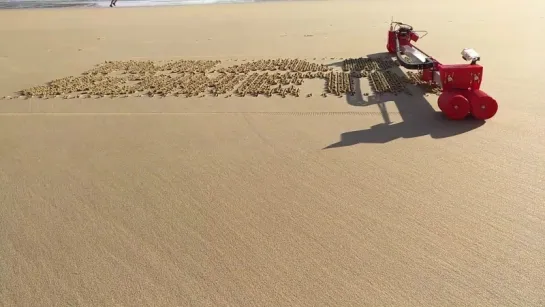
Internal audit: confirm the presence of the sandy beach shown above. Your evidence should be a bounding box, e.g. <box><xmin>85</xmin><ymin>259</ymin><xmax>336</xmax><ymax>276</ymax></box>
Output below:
<box><xmin>1</xmin><ymin>1</ymin><xmax>545</xmax><ymax>306</ymax></box>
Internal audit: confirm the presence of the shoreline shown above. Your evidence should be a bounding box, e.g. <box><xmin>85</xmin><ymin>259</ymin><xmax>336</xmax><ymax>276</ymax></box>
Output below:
<box><xmin>0</xmin><ymin>0</ymin><xmax>297</xmax><ymax>10</ymax></box>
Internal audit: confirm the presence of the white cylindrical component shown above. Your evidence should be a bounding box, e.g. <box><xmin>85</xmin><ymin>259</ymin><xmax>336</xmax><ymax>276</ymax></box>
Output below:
<box><xmin>433</xmin><ymin>71</ymin><xmax>442</xmax><ymax>88</ymax></box>
<box><xmin>461</xmin><ymin>48</ymin><xmax>480</xmax><ymax>61</ymax></box>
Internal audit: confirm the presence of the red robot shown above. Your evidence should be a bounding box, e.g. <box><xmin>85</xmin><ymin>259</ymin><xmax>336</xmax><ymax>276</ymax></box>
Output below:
<box><xmin>386</xmin><ymin>21</ymin><xmax>498</xmax><ymax>120</ymax></box>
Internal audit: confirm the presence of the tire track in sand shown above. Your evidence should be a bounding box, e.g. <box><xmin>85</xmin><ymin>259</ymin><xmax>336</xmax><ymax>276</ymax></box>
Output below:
<box><xmin>0</xmin><ymin>111</ymin><xmax>401</xmax><ymax>117</ymax></box>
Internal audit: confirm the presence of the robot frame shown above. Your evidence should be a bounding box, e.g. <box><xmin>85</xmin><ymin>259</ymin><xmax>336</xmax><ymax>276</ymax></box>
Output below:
<box><xmin>386</xmin><ymin>21</ymin><xmax>498</xmax><ymax>120</ymax></box>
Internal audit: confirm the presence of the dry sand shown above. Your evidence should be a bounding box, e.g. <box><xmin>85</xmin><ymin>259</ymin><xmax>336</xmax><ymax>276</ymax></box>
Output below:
<box><xmin>1</xmin><ymin>1</ymin><xmax>545</xmax><ymax>306</ymax></box>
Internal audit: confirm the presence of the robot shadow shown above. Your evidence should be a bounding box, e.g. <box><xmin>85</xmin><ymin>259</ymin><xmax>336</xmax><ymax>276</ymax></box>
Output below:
<box><xmin>324</xmin><ymin>52</ymin><xmax>485</xmax><ymax>148</ymax></box>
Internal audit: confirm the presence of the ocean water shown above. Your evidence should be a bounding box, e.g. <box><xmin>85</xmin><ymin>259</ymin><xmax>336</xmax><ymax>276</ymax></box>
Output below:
<box><xmin>0</xmin><ymin>0</ymin><xmax>256</xmax><ymax>9</ymax></box>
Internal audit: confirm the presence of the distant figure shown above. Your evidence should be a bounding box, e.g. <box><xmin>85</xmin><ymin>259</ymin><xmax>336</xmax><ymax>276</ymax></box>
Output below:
<box><xmin>110</xmin><ymin>0</ymin><xmax>117</xmax><ymax>7</ymax></box>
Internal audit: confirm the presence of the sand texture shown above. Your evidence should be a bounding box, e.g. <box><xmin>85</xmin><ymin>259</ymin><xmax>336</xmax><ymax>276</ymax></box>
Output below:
<box><xmin>1</xmin><ymin>1</ymin><xmax>545</xmax><ymax>306</ymax></box>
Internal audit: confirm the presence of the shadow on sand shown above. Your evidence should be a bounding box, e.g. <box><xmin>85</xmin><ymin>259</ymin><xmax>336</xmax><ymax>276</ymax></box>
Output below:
<box><xmin>324</xmin><ymin>52</ymin><xmax>485</xmax><ymax>149</ymax></box>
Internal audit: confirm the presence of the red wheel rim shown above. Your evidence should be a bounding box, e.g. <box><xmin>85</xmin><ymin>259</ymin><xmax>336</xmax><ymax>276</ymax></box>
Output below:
<box><xmin>439</xmin><ymin>93</ymin><xmax>470</xmax><ymax>120</ymax></box>
<box><xmin>470</xmin><ymin>96</ymin><xmax>498</xmax><ymax>120</ymax></box>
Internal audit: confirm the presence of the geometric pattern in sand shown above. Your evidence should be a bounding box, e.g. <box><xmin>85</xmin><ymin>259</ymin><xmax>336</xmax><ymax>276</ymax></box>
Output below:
<box><xmin>7</xmin><ymin>56</ymin><xmax>440</xmax><ymax>100</ymax></box>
